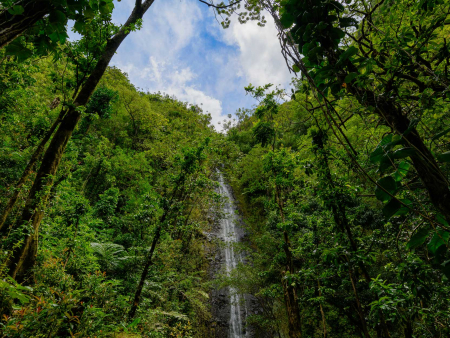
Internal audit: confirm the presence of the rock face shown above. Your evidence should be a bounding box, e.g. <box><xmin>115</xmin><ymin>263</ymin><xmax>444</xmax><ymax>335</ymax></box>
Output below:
<box><xmin>208</xmin><ymin>172</ymin><xmax>273</xmax><ymax>338</ymax></box>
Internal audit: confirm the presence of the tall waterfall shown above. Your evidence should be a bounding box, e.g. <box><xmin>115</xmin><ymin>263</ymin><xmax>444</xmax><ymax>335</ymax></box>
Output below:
<box><xmin>217</xmin><ymin>172</ymin><xmax>246</xmax><ymax>338</ymax></box>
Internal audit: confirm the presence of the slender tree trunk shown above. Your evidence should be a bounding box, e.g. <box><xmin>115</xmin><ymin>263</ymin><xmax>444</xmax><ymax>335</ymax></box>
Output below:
<box><xmin>275</xmin><ymin>186</ymin><xmax>302</xmax><ymax>337</ymax></box>
<box><xmin>314</xmin><ymin>134</ymin><xmax>391</xmax><ymax>337</ymax></box>
<box><xmin>0</xmin><ymin>108</ymin><xmax>65</xmax><ymax>232</ymax></box>
<box><xmin>0</xmin><ymin>0</ymin><xmax>53</xmax><ymax>49</ymax></box>
<box><xmin>282</xmin><ymin>274</ymin><xmax>302</xmax><ymax>338</ymax></box>
<box><xmin>6</xmin><ymin>0</ymin><xmax>155</xmax><ymax>282</ymax></box>
<box><xmin>128</xmin><ymin>212</ymin><xmax>166</xmax><ymax>320</ymax></box>
<box><xmin>317</xmin><ymin>280</ymin><xmax>327</xmax><ymax>338</ymax></box>
<box><xmin>349</xmin><ymin>268</ymin><xmax>371</xmax><ymax>338</ymax></box>
<box><xmin>404</xmin><ymin>320</ymin><xmax>413</xmax><ymax>338</ymax></box>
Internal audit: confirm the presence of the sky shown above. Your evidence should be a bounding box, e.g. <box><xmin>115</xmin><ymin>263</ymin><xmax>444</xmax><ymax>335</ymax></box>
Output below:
<box><xmin>109</xmin><ymin>0</ymin><xmax>293</xmax><ymax>130</ymax></box>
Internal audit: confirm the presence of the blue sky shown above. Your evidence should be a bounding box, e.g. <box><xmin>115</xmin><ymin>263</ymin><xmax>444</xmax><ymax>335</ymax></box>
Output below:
<box><xmin>108</xmin><ymin>0</ymin><xmax>293</xmax><ymax>130</ymax></box>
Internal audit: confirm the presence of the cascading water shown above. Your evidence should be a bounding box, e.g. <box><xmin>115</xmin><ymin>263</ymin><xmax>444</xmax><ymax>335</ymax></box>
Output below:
<box><xmin>217</xmin><ymin>172</ymin><xmax>246</xmax><ymax>338</ymax></box>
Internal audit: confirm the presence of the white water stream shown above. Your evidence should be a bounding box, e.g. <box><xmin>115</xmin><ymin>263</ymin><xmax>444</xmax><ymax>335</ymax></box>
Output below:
<box><xmin>217</xmin><ymin>172</ymin><xmax>246</xmax><ymax>338</ymax></box>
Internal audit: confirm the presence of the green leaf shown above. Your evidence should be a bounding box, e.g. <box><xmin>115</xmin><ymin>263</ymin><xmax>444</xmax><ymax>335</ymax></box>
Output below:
<box><xmin>344</xmin><ymin>72</ymin><xmax>358</xmax><ymax>83</ymax></box>
<box><xmin>280</xmin><ymin>10</ymin><xmax>295</xmax><ymax>28</ymax></box>
<box><xmin>442</xmin><ymin>260</ymin><xmax>450</xmax><ymax>279</ymax></box>
<box><xmin>99</xmin><ymin>1</ymin><xmax>114</xmax><ymax>16</ymax></box>
<box><xmin>5</xmin><ymin>40</ymin><xmax>33</xmax><ymax>62</ymax></box>
<box><xmin>437</xmin><ymin>151</ymin><xmax>450</xmax><ymax>162</ymax></box>
<box><xmin>436</xmin><ymin>214</ymin><xmax>449</xmax><ymax>227</ymax></box>
<box><xmin>370</xmin><ymin>135</ymin><xmax>392</xmax><ymax>164</ymax></box>
<box><xmin>49</xmin><ymin>10</ymin><xmax>66</xmax><ymax>24</ymax></box>
<box><xmin>394</xmin><ymin>199</ymin><xmax>413</xmax><ymax>216</ymax></box>
<box><xmin>73</xmin><ymin>20</ymin><xmax>86</xmax><ymax>34</ymax></box>
<box><xmin>382</xmin><ymin>198</ymin><xmax>401</xmax><ymax>218</ymax></box>
<box><xmin>392</xmin><ymin>147</ymin><xmax>415</xmax><ymax>159</ymax></box>
<box><xmin>302</xmin><ymin>42</ymin><xmax>314</xmax><ymax>55</ymax></box>
<box><xmin>8</xmin><ymin>5</ymin><xmax>24</xmax><ymax>15</ymax></box>
<box><xmin>84</xmin><ymin>6</ymin><xmax>95</xmax><ymax>20</ymax></box>
<box><xmin>428</xmin><ymin>229</ymin><xmax>450</xmax><ymax>255</ymax></box>
<box><xmin>432</xmin><ymin>127</ymin><xmax>450</xmax><ymax>141</ymax></box>
<box><xmin>330</xmin><ymin>27</ymin><xmax>346</xmax><ymax>41</ymax></box>
<box><xmin>339</xmin><ymin>17</ymin><xmax>358</xmax><ymax>28</ymax></box>
<box><xmin>329</xmin><ymin>0</ymin><xmax>345</xmax><ymax>12</ymax></box>
<box><xmin>394</xmin><ymin>161</ymin><xmax>410</xmax><ymax>182</ymax></box>
<box><xmin>375</xmin><ymin>176</ymin><xmax>397</xmax><ymax>202</ymax></box>
<box><xmin>292</xmin><ymin>64</ymin><xmax>300</xmax><ymax>73</ymax></box>
<box><xmin>407</xmin><ymin>227</ymin><xmax>431</xmax><ymax>250</ymax></box>
<box><xmin>336</xmin><ymin>46</ymin><xmax>358</xmax><ymax>66</ymax></box>
<box><xmin>378</xmin><ymin>156</ymin><xmax>394</xmax><ymax>173</ymax></box>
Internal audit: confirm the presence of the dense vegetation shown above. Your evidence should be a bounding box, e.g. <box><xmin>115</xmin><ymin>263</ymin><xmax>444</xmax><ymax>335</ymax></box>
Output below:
<box><xmin>1</xmin><ymin>0</ymin><xmax>450</xmax><ymax>337</ymax></box>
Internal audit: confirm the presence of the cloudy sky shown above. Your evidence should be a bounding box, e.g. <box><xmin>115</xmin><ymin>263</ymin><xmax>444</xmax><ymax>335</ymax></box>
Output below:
<box><xmin>109</xmin><ymin>0</ymin><xmax>293</xmax><ymax>130</ymax></box>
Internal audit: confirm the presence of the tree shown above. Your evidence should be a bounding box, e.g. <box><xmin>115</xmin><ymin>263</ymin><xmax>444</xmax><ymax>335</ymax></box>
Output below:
<box><xmin>128</xmin><ymin>140</ymin><xmax>210</xmax><ymax>319</ymax></box>
<box><xmin>6</xmin><ymin>0</ymin><xmax>155</xmax><ymax>281</ymax></box>
<box><xmin>269</xmin><ymin>0</ymin><xmax>450</xmax><ymax>224</ymax></box>
<box><xmin>0</xmin><ymin>0</ymin><xmax>114</xmax><ymax>54</ymax></box>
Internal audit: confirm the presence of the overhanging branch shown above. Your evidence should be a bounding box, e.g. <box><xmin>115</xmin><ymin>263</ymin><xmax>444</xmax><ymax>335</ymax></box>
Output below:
<box><xmin>198</xmin><ymin>0</ymin><xmax>241</xmax><ymax>9</ymax></box>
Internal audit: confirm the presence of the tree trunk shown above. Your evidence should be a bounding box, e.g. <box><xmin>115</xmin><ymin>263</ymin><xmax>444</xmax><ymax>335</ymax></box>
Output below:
<box><xmin>0</xmin><ymin>108</ymin><xmax>65</xmax><ymax>232</ymax></box>
<box><xmin>6</xmin><ymin>0</ymin><xmax>155</xmax><ymax>282</ymax></box>
<box><xmin>374</xmin><ymin>98</ymin><xmax>450</xmax><ymax>223</ymax></box>
<box><xmin>0</xmin><ymin>0</ymin><xmax>53</xmax><ymax>49</ymax></box>
<box><xmin>349</xmin><ymin>268</ymin><xmax>371</xmax><ymax>338</ymax></box>
<box><xmin>317</xmin><ymin>280</ymin><xmax>327</xmax><ymax>338</ymax></box>
<box><xmin>276</xmin><ymin>185</ymin><xmax>302</xmax><ymax>337</ymax></box>
<box><xmin>128</xmin><ymin>225</ymin><xmax>162</xmax><ymax>320</ymax></box>
<box><xmin>282</xmin><ymin>274</ymin><xmax>302</xmax><ymax>338</ymax></box>
<box><xmin>314</xmin><ymin>134</ymin><xmax>391</xmax><ymax>337</ymax></box>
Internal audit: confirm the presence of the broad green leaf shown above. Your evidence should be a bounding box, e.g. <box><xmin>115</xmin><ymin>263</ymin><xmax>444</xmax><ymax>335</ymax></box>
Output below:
<box><xmin>73</xmin><ymin>20</ymin><xmax>86</xmax><ymax>33</ymax></box>
<box><xmin>442</xmin><ymin>260</ymin><xmax>450</xmax><ymax>279</ymax></box>
<box><xmin>428</xmin><ymin>229</ymin><xmax>450</xmax><ymax>255</ymax></box>
<box><xmin>382</xmin><ymin>198</ymin><xmax>401</xmax><ymax>218</ymax></box>
<box><xmin>339</xmin><ymin>17</ymin><xmax>358</xmax><ymax>28</ymax></box>
<box><xmin>84</xmin><ymin>6</ymin><xmax>95</xmax><ymax>20</ymax></box>
<box><xmin>330</xmin><ymin>27</ymin><xmax>346</xmax><ymax>41</ymax></box>
<box><xmin>394</xmin><ymin>161</ymin><xmax>410</xmax><ymax>181</ymax></box>
<box><xmin>336</xmin><ymin>46</ymin><xmax>358</xmax><ymax>66</ymax></box>
<box><xmin>99</xmin><ymin>1</ymin><xmax>114</xmax><ymax>16</ymax></box>
<box><xmin>407</xmin><ymin>227</ymin><xmax>431</xmax><ymax>250</ymax></box>
<box><xmin>370</xmin><ymin>134</ymin><xmax>393</xmax><ymax>164</ymax></box>
<box><xmin>5</xmin><ymin>40</ymin><xmax>33</xmax><ymax>62</ymax></box>
<box><xmin>375</xmin><ymin>176</ymin><xmax>397</xmax><ymax>202</ymax></box>
<box><xmin>302</xmin><ymin>42</ymin><xmax>314</xmax><ymax>55</ymax></box>
<box><xmin>8</xmin><ymin>5</ymin><xmax>24</xmax><ymax>15</ymax></box>
<box><xmin>432</xmin><ymin>127</ymin><xmax>450</xmax><ymax>141</ymax></box>
<box><xmin>436</xmin><ymin>214</ymin><xmax>449</xmax><ymax>227</ymax></box>
<box><xmin>329</xmin><ymin>0</ymin><xmax>345</xmax><ymax>12</ymax></box>
<box><xmin>392</xmin><ymin>147</ymin><xmax>415</xmax><ymax>159</ymax></box>
<box><xmin>280</xmin><ymin>10</ymin><xmax>295</xmax><ymax>28</ymax></box>
<box><xmin>344</xmin><ymin>72</ymin><xmax>358</xmax><ymax>83</ymax></box>
<box><xmin>49</xmin><ymin>10</ymin><xmax>66</xmax><ymax>24</ymax></box>
<box><xmin>437</xmin><ymin>151</ymin><xmax>450</xmax><ymax>162</ymax></box>
<box><xmin>394</xmin><ymin>199</ymin><xmax>412</xmax><ymax>216</ymax></box>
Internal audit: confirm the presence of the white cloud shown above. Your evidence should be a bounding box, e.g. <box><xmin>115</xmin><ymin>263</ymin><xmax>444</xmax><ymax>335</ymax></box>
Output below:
<box><xmin>109</xmin><ymin>0</ymin><xmax>292</xmax><ymax>131</ymax></box>
<box><xmin>116</xmin><ymin>55</ymin><xmax>224</xmax><ymax>130</ymax></box>
<box><xmin>222</xmin><ymin>16</ymin><xmax>292</xmax><ymax>87</ymax></box>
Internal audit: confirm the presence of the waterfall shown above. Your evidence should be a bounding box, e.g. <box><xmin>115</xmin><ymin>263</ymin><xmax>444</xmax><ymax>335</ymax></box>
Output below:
<box><xmin>217</xmin><ymin>172</ymin><xmax>246</xmax><ymax>338</ymax></box>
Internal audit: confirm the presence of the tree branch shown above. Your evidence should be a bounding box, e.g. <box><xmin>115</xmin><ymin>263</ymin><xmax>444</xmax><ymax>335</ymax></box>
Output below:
<box><xmin>198</xmin><ymin>0</ymin><xmax>241</xmax><ymax>9</ymax></box>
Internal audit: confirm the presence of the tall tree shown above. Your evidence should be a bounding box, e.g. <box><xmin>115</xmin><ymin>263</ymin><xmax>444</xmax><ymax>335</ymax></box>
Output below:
<box><xmin>6</xmin><ymin>0</ymin><xmax>155</xmax><ymax>281</ymax></box>
<box><xmin>253</xmin><ymin>0</ymin><xmax>450</xmax><ymax>223</ymax></box>
<box><xmin>0</xmin><ymin>0</ymin><xmax>114</xmax><ymax>53</ymax></box>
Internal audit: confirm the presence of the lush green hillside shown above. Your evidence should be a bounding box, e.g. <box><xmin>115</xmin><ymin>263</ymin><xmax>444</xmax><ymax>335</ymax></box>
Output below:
<box><xmin>0</xmin><ymin>55</ymin><xmax>223</xmax><ymax>337</ymax></box>
<box><xmin>1</xmin><ymin>0</ymin><xmax>450</xmax><ymax>337</ymax></box>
